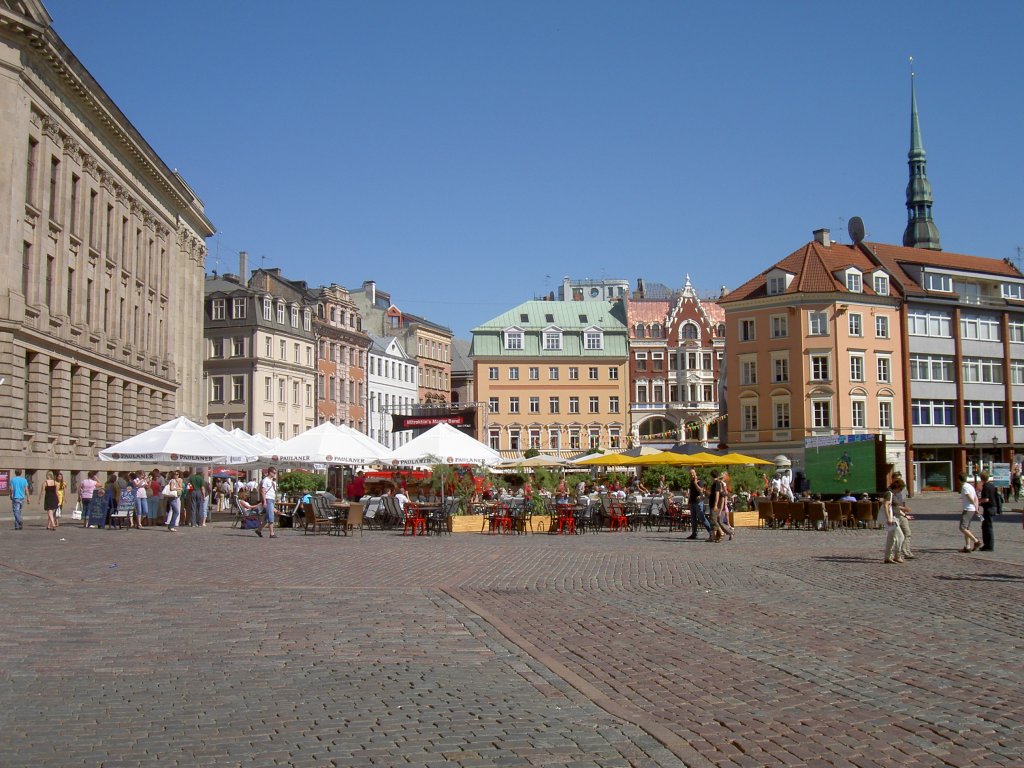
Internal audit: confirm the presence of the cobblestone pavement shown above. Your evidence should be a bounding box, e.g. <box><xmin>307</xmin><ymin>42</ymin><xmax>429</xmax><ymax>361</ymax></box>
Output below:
<box><xmin>1</xmin><ymin>495</ymin><xmax>1021</xmax><ymax>767</ymax></box>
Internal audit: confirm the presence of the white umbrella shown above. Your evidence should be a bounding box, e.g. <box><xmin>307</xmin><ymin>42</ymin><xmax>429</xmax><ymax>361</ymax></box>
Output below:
<box><xmin>98</xmin><ymin>416</ymin><xmax>250</xmax><ymax>465</ymax></box>
<box><xmin>265</xmin><ymin>422</ymin><xmax>390</xmax><ymax>466</ymax></box>
<box><xmin>383</xmin><ymin>423</ymin><xmax>501</xmax><ymax>467</ymax></box>
<box><xmin>203</xmin><ymin>423</ymin><xmax>261</xmax><ymax>464</ymax></box>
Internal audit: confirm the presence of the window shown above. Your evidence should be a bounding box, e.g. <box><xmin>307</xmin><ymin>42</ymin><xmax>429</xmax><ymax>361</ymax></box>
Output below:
<box><xmin>812</xmin><ymin>400</ymin><xmax>832</xmax><ymax>429</ymax></box>
<box><xmin>508</xmin><ymin>397</ymin><xmax>520</xmax><ymax>414</ymax></box>
<box><xmin>609</xmin><ymin>396</ymin><xmax>620</xmax><ymax>414</ymax></box>
<box><xmin>528</xmin><ymin>430</ymin><xmax>541</xmax><ymax>449</ymax></box>
<box><xmin>569</xmin><ymin>367</ymin><xmax>579</xmax><ymax>380</ymax></box>
<box><xmin>549</xmin><ymin>430</ymin><xmax>561</xmax><ymax>451</ymax></box>
<box><xmin>232</xmin><ymin>337</ymin><xmax>244</xmax><ymax>357</ymax></box>
<box><xmin>909</xmin><ymin>354</ymin><xmax>955</xmax><ymax>382</ymax></box>
<box><xmin>487</xmin><ymin>397</ymin><xmax>498</xmax><ymax>414</ymax></box>
<box><xmin>509</xmin><ymin>430</ymin><xmax>520</xmax><ymax>451</ymax></box>
<box><xmin>263</xmin><ymin>297</ymin><xmax>272</xmax><ymax>320</ymax></box>
<box><xmin>924</xmin><ymin>273</ymin><xmax>952</xmax><ymax>292</ymax></box>
<box><xmin>276</xmin><ymin>301</ymin><xmax>285</xmax><ymax>324</ymax></box>
<box><xmin>508</xmin><ymin>367</ymin><xmax>519</xmax><ymax>380</ymax></box>
<box><xmin>489</xmin><ymin>429</ymin><xmax>500</xmax><ymax>450</ymax></box>
<box><xmin>635</xmin><ymin>352</ymin><xmax>647</xmax><ymax>372</ymax></box>
<box><xmin>588</xmin><ymin>428</ymin><xmax>601</xmax><ymax>449</ymax></box>
<box><xmin>636</xmin><ymin>382</ymin><xmax>649</xmax><ymax>403</ymax></box>
<box><xmin>1009</xmin><ymin>319</ymin><xmax>1024</xmax><ymax>343</ymax></box>
<box><xmin>294</xmin><ymin>343</ymin><xmax>300</xmax><ymax>363</ymax></box>
<box><xmin>488</xmin><ymin>367</ymin><xmax>498</xmax><ymax>380</ymax></box>
<box><xmin>232</xmin><ymin>297</ymin><xmax>247</xmax><ymax>319</ymax></box>
<box><xmin>911</xmin><ymin>399</ymin><xmax>956</xmax><ymax>426</ymax></box>
<box><xmin>774</xmin><ymin>401</ymin><xmax>790</xmax><ymax>429</ymax></box>
<box><xmin>543</xmin><ymin>329</ymin><xmax>562</xmax><ymax>350</ymax></box>
<box><xmin>876</xmin><ymin>355</ymin><xmax>892</xmax><ymax>384</ymax></box>
<box><xmin>1001</xmin><ymin>283</ymin><xmax>1024</xmax><ymax>300</ymax></box>
<box><xmin>773</xmin><ymin>355</ymin><xmax>789</xmax><ymax>383</ymax></box>
<box><xmin>211</xmin><ymin>299</ymin><xmax>225</xmax><ymax>320</ymax></box>
<box><xmin>584</xmin><ymin>330</ymin><xmax>603</xmax><ymax>350</ymax></box>
<box><xmin>548</xmin><ymin>396</ymin><xmax>560</xmax><ymax>414</ymax></box>
<box><xmin>292</xmin><ymin>380</ymin><xmax>299</xmax><ymax>404</ymax></box>
<box><xmin>907</xmin><ymin>311</ymin><xmax>951</xmax><ymax>337</ymax></box>
<box><xmin>210</xmin><ymin>377</ymin><xmax>224</xmax><ymax>402</ymax></box>
<box><xmin>25</xmin><ymin>137</ymin><xmax>38</xmax><ymax>206</ymax></box>
<box><xmin>770</xmin><ymin>315</ymin><xmax>788</xmax><ymax>338</ymax></box>
<box><xmin>1013</xmin><ymin>402</ymin><xmax>1024</xmax><ymax>427</ymax></box>
<box><xmin>303</xmin><ymin>309</ymin><xmax>311</xmax><ymax>331</ymax></box>
<box><xmin>528</xmin><ymin>396</ymin><xmax>540</xmax><ymax>414</ymax></box>
<box><xmin>1010</xmin><ymin>361</ymin><xmax>1024</xmax><ymax>385</ymax></box>
<box><xmin>211</xmin><ymin>338</ymin><xmax>224</xmax><ymax>358</ymax></box>
<box><xmin>810</xmin><ymin>354</ymin><xmax>830</xmax><ymax>381</ymax></box>
<box><xmin>569</xmin><ymin>396</ymin><xmax>580</xmax><ymax>414</ymax></box>
<box><xmin>589</xmin><ymin>396</ymin><xmax>599</xmax><ymax>414</ymax></box>
<box><xmin>846</xmin><ymin>271</ymin><xmax>863</xmax><ymax>292</ymax></box>
<box><xmin>548</xmin><ymin>367</ymin><xmax>559</xmax><ymax>380</ymax></box>
<box><xmin>960</xmin><ymin>314</ymin><xmax>1000</xmax><ymax>341</ymax></box>
<box><xmin>529</xmin><ymin>367</ymin><xmax>539</xmax><ymax>380</ymax></box>
<box><xmin>874</xmin><ymin>274</ymin><xmax>890</xmax><ymax>296</ymax></box>
<box><xmin>231</xmin><ymin>376</ymin><xmax>245</xmax><ymax>402</ymax></box>
<box><xmin>681</xmin><ymin>322</ymin><xmax>699</xmax><ymax>339</ymax></box>
<box><xmin>740</xmin><ymin>358</ymin><xmax>757</xmax><ymax>386</ymax></box>
<box><xmin>740</xmin><ymin>319</ymin><xmax>755</xmax><ymax>341</ymax></box>
<box><xmin>767</xmin><ymin>275</ymin><xmax>786</xmax><ymax>295</ymax></box>
<box><xmin>48</xmin><ymin>156</ymin><xmax>60</xmax><ymax>222</ymax></box>
<box><xmin>879</xmin><ymin>401</ymin><xmax>893</xmax><ymax>430</ymax></box>
<box><xmin>588</xmin><ymin>367</ymin><xmax>598</xmax><ymax>380</ymax></box>
<box><xmin>851</xmin><ymin>400</ymin><xmax>866</xmax><ymax>429</ymax></box>
<box><xmin>741</xmin><ymin>403</ymin><xmax>758</xmax><ymax>431</ymax></box>
<box><xmin>850</xmin><ymin>354</ymin><xmax>864</xmax><ymax>382</ymax></box>
<box><xmin>264</xmin><ymin>377</ymin><xmax>272</xmax><ymax>402</ymax></box>
<box><xmin>962</xmin><ymin>357</ymin><xmax>1003</xmax><ymax>384</ymax></box>
<box><xmin>651</xmin><ymin>353</ymin><xmax>663</xmax><ymax>372</ymax></box>
<box><xmin>808</xmin><ymin>312</ymin><xmax>828</xmax><ymax>336</ymax></box>
<box><xmin>504</xmin><ymin>329</ymin><xmax>523</xmax><ymax>350</ymax></box>
<box><xmin>964</xmin><ymin>401</ymin><xmax>1004</xmax><ymax>426</ymax></box>
<box><xmin>569</xmin><ymin>430</ymin><xmax>581</xmax><ymax>450</ymax></box>
<box><xmin>875</xmin><ymin>315</ymin><xmax>890</xmax><ymax>338</ymax></box>
<box><xmin>278</xmin><ymin>377</ymin><xmax>285</xmax><ymax>403</ymax></box>
<box><xmin>608</xmin><ymin>367</ymin><xmax>619</xmax><ymax>380</ymax></box>
<box><xmin>609</xmin><ymin>429</ymin><xmax>621</xmax><ymax>449</ymax></box>
<box><xmin>848</xmin><ymin>313</ymin><xmax>862</xmax><ymax>337</ymax></box>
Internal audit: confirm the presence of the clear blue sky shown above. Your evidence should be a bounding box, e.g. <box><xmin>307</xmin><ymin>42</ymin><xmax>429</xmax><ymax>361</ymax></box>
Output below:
<box><xmin>45</xmin><ymin>0</ymin><xmax>1024</xmax><ymax>338</ymax></box>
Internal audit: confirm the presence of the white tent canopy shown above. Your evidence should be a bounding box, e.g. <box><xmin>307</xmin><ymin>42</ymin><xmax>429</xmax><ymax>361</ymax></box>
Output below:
<box><xmin>383</xmin><ymin>423</ymin><xmax>501</xmax><ymax>467</ymax></box>
<box><xmin>264</xmin><ymin>422</ymin><xmax>390</xmax><ymax>466</ymax></box>
<box><xmin>98</xmin><ymin>416</ymin><xmax>255</xmax><ymax>465</ymax></box>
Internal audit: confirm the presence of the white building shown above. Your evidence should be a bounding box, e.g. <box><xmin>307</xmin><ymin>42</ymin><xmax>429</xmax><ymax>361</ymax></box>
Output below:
<box><xmin>366</xmin><ymin>335</ymin><xmax>418</xmax><ymax>449</ymax></box>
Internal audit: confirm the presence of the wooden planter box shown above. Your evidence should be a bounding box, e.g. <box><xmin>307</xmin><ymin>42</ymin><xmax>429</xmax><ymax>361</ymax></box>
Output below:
<box><xmin>451</xmin><ymin>514</ymin><xmax>487</xmax><ymax>533</ymax></box>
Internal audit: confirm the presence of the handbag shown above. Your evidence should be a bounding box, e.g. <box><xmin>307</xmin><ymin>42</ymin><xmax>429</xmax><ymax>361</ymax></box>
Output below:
<box><xmin>162</xmin><ymin>484</ymin><xmax>178</xmax><ymax>498</ymax></box>
<box><xmin>71</xmin><ymin>500</ymin><xmax>83</xmax><ymax>521</ymax></box>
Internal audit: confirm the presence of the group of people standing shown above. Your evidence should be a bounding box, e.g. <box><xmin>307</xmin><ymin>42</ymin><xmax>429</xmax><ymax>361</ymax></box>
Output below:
<box><xmin>959</xmin><ymin>471</ymin><xmax>1003</xmax><ymax>554</ymax></box>
<box><xmin>74</xmin><ymin>469</ymin><xmax>211</xmax><ymax>531</ymax></box>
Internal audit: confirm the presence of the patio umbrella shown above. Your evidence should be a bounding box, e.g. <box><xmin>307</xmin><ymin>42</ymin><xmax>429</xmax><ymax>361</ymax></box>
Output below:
<box><xmin>383</xmin><ymin>423</ymin><xmax>501</xmax><ymax>467</ymax></box>
<box><xmin>717</xmin><ymin>452</ymin><xmax>774</xmax><ymax>466</ymax></box>
<box><xmin>667</xmin><ymin>442</ymin><xmax>725</xmax><ymax>456</ymax></box>
<box><xmin>572</xmin><ymin>452</ymin><xmax>632</xmax><ymax>466</ymax></box>
<box><xmin>98</xmin><ymin>416</ymin><xmax>251</xmax><ymax>465</ymax></box>
<box><xmin>632</xmin><ymin>451</ymin><xmax>723</xmax><ymax>467</ymax></box>
<box><xmin>266</xmin><ymin>422</ymin><xmax>390</xmax><ymax>466</ymax></box>
<box><xmin>496</xmin><ymin>454</ymin><xmax>570</xmax><ymax>470</ymax></box>
<box><xmin>615</xmin><ymin>446</ymin><xmax>662</xmax><ymax>458</ymax></box>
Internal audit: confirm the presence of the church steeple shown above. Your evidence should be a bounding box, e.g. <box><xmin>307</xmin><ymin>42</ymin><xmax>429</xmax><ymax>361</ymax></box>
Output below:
<box><xmin>903</xmin><ymin>63</ymin><xmax>941</xmax><ymax>250</ymax></box>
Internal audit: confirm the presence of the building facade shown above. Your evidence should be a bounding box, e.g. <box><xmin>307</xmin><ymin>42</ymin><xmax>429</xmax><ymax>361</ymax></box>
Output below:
<box><xmin>204</xmin><ymin>266</ymin><xmax>317</xmax><ymax>440</ymax></box>
<box><xmin>471</xmin><ymin>300</ymin><xmax>629</xmax><ymax>456</ymax></box>
<box><xmin>721</xmin><ymin>229</ymin><xmax>908</xmax><ymax>478</ymax></box>
<box><xmin>366</xmin><ymin>335</ymin><xmax>418</xmax><ymax>449</ymax></box>
<box><xmin>628</xmin><ymin>276</ymin><xmax>726</xmax><ymax>447</ymax></box>
<box><xmin>314</xmin><ymin>284</ymin><xmax>370</xmax><ymax>431</ymax></box>
<box><xmin>0</xmin><ymin>0</ymin><xmax>215</xmax><ymax>477</ymax></box>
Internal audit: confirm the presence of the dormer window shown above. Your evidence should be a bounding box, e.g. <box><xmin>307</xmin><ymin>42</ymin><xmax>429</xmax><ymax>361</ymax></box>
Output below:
<box><xmin>766</xmin><ymin>269</ymin><xmax>793</xmax><ymax>296</ymax></box>
<box><xmin>290</xmin><ymin>305</ymin><xmax>299</xmax><ymax>328</ymax></box>
<box><xmin>924</xmin><ymin>273</ymin><xmax>952</xmax><ymax>292</ymax></box>
<box><xmin>263</xmin><ymin>296</ymin><xmax>273</xmax><ymax>320</ymax></box>
<box><xmin>584</xmin><ymin>328</ymin><xmax>603</xmax><ymax>350</ymax></box>
<box><xmin>302</xmin><ymin>309</ymin><xmax>311</xmax><ymax>331</ymax></box>
<box><xmin>543</xmin><ymin>328</ymin><xmax>563</xmax><ymax>350</ymax></box>
<box><xmin>276</xmin><ymin>300</ymin><xmax>286</xmax><ymax>324</ymax></box>
<box><xmin>873</xmin><ymin>273</ymin><xmax>890</xmax><ymax>296</ymax></box>
<box><xmin>845</xmin><ymin>269</ymin><xmax>863</xmax><ymax>293</ymax></box>
<box><xmin>504</xmin><ymin>328</ymin><xmax>524</xmax><ymax>350</ymax></box>
<box><xmin>519</xmin><ymin>313</ymin><xmax>529</xmax><ymax>323</ymax></box>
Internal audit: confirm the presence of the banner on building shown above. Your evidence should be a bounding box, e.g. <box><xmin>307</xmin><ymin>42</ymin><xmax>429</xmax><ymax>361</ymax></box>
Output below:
<box><xmin>391</xmin><ymin>409</ymin><xmax>477</xmax><ymax>435</ymax></box>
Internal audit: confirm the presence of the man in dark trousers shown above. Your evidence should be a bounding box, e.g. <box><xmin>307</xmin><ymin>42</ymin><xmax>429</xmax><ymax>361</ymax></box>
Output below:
<box><xmin>978</xmin><ymin>471</ymin><xmax>999</xmax><ymax>552</ymax></box>
<box><xmin>686</xmin><ymin>468</ymin><xmax>712</xmax><ymax>540</ymax></box>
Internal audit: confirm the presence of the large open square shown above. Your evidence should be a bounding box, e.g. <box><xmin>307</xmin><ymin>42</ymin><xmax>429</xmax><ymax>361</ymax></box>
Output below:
<box><xmin>1</xmin><ymin>496</ymin><xmax>1021</xmax><ymax>768</ymax></box>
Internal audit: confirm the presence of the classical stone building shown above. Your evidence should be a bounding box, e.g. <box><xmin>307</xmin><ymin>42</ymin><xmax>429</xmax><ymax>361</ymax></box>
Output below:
<box><xmin>204</xmin><ymin>266</ymin><xmax>317</xmax><ymax>440</ymax></box>
<box><xmin>314</xmin><ymin>284</ymin><xmax>370</xmax><ymax>431</ymax></box>
<box><xmin>0</xmin><ymin>0</ymin><xmax>215</xmax><ymax>477</ymax></box>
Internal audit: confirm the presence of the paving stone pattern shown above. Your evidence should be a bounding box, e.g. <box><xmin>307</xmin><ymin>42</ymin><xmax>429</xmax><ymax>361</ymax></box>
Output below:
<box><xmin>0</xmin><ymin>496</ymin><xmax>1021</xmax><ymax>767</ymax></box>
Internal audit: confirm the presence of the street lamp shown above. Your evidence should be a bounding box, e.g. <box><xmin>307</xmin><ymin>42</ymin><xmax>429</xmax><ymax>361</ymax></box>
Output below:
<box><xmin>970</xmin><ymin>430</ymin><xmax>978</xmax><ymax>477</ymax></box>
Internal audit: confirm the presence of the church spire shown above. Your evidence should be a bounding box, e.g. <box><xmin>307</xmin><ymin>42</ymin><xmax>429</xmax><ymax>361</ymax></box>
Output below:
<box><xmin>903</xmin><ymin>60</ymin><xmax>941</xmax><ymax>250</ymax></box>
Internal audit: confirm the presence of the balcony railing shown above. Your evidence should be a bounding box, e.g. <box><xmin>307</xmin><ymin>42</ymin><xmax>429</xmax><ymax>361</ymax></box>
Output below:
<box><xmin>630</xmin><ymin>401</ymin><xmax>718</xmax><ymax>411</ymax></box>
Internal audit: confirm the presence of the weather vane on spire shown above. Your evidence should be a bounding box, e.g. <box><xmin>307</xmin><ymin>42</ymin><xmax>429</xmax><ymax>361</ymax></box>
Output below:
<box><xmin>909</xmin><ymin>55</ymin><xmax>914</xmax><ymax>78</ymax></box>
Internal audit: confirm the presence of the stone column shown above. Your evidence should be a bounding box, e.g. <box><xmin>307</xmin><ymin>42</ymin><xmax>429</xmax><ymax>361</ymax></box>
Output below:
<box><xmin>26</xmin><ymin>351</ymin><xmax>50</xmax><ymax>435</ymax></box>
<box><xmin>122</xmin><ymin>382</ymin><xmax>137</xmax><ymax>437</ymax></box>
<box><xmin>90</xmin><ymin>372</ymin><xmax>108</xmax><ymax>445</ymax></box>
<box><xmin>50</xmin><ymin>358</ymin><xmax>71</xmax><ymax>435</ymax></box>
<box><xmin>107</xmin><ymin>376</ymin><xmax>123</xmax><ymax>443</ymax></box>
<box><xmin>70</xmin><ymin>366</ymin><xmax>90</xmax><ymax>439</ymax></box>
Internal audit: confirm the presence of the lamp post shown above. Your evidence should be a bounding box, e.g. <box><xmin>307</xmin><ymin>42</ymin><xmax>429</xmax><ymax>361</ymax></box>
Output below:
<box><xmin>970</xmin><ymin>430</ymin><xmax>978</xmax><ymax>478</ymax></box>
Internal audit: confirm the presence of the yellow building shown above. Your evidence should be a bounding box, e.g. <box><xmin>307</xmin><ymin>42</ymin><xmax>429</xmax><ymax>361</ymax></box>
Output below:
<box><xmin>471</xmin><ymin>300</ymin><xmax>628</xmax><ymax>456</ymax></box>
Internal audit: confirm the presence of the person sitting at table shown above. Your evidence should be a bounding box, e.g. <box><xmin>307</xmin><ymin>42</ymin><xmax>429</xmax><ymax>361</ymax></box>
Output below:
<box><xmin>555</xmin><ymin>478</ymin><xmax>569</xmax><ymax>503</ymax></box>
<box><xmin>522</xmin><ymin>480</ymin><xmax>534</xmax><ymax>502</ymax></box>
<box><xmin>629</xmin><ymin>476</ymin><xmax>649</xmax><ymax>495</ymax></box>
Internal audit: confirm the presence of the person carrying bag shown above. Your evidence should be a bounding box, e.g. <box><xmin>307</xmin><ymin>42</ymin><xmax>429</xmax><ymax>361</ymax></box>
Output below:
<box><xmin>882</xmin><ymin>481</ymin><xmax>906</xmax><ymax>564</ymax></box>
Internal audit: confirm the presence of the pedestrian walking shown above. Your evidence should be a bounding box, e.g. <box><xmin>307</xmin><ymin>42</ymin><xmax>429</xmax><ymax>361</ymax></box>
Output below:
<box><xmin>132</xmin><ymin>472</ymin><xmax>147</xmax><ymax>528</ymax></box>
<box><xmin>978</xmin><ymin>471</ymin><xmax>1000</xmax><ymax>552</ymax></box>
<box><xmin>686</xmin><ymin>468</ymin><xmax>712</xmax><ymax>540</ymax></box>
<box><xmin>958</xmin><ymin>473</ymin><xmax>982</xmax><ymax>553</ymax></box>
<box><xmin>256</xmin><ymin>467</ymin><xmax>278</xmax><ymax>539</ymax></box>
<box><xmin>163</xmin><ymin>471</ymin><xmax>183</xmax><ymax>531</ymax></box>
<box><xmin>79</xmin><ymin>470</ymin><xmax>99</xmax><ymax>528</ymax></box>
<box><xmin>40</xmin><ymin>470</ymin><xmax>60</xmax><ymax>531</ymax></box>
<box><xmin>889</xmin><ymin>474</ymin><xmax>914</xmax><ymax>559</ymax></box>
<box><xmin>882</xmin><ymin>479</ymin><xmax>906</xmax><ymax>563</ymax></box>
<box><xmin>54</xmin><ymin>471</ymin><xmax>67</xmax><ymax>526</ymax></box>
<box><xmin>707</xmin><ymin>469</ymin><xmax>732</xmax><ymax>542</ymax></box>
<box><xmin>9</xmin><ymin>469</ymin><xmax>29</xmax><ymax>530</ymax></box>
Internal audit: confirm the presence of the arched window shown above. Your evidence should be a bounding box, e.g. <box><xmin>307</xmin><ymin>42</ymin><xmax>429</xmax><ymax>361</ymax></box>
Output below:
<box><xmin>634</xmin><ymin>323</ymin><xmax>646</xmax><ymax>339</ymax></box>
<box><xmin>650</xmin><ymin>322</ymin><xmax>662</xmax><ymax>338</ymax></box>
<box><xmin>681</xmin><ymin>322</ymin><xmax>699</xmax><ymax>340</ymax></box>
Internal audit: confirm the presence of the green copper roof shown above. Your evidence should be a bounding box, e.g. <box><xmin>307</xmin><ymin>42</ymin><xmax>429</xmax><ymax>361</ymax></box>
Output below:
<box><xmin>470</xmin><ymin>300</ymin><xmax>628</xmax><ymax>358</ymax></box>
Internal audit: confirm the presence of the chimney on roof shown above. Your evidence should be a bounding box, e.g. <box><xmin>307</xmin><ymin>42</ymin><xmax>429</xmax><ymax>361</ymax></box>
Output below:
<box><xmin>813</xmin><ymin>228</ymin><xmax>831</xmax><ymax>246</ymax></box>
<box><xmin>239</xmin><ymin>251</ymin><xmax>248</xmax><ymax>285</ymax></box>
<box><xmin>636</xmin><ymin>278</ymin><xmax>645</xmax><ymax>299</ymax></box>
<box><xmin>562</xmin><ymin>276</ymin><xmax>571</xmax><ymax>301</ymax></box>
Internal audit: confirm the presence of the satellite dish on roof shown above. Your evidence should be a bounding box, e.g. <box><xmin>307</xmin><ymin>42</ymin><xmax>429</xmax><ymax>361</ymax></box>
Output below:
<box><xmin>848</xmin><ymin>216</ymin><xmax>865</xmax><ymax>245</ymax></box>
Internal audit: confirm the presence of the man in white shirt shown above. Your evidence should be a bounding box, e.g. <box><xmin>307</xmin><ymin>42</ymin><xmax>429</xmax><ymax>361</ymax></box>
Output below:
<box><xmin>958</xmin><ymin>472</ymin><xmax>981</xmax><ymax>553</ymax></box>
<box><xmin>256</xmin><ymin>467</ymin><xmax>278</xmax><ymax>539</ymax></box>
